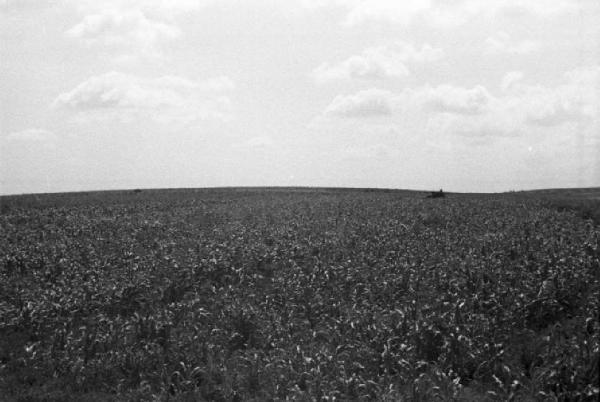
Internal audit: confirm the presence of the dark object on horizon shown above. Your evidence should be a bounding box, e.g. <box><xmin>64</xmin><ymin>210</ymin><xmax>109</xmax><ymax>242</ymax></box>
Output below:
<box><xmin>427</xmin><ymin>189</ymin><xmax>445</xmax><ymax>199</ymax></box>
<box><xmin>133</xmin><ymin>189</ymin><xmax>143</xmax><ymax>193</ymax></box>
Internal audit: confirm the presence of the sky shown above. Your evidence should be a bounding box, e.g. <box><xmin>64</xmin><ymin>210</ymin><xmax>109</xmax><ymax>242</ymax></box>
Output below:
<box><xmin>1</xmin><ymin>0</ymin><xmax>599</xmax><ymax>195</ymax></box>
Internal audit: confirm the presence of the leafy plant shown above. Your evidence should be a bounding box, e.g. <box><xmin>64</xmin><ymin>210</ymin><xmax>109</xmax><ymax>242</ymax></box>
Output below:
<box><xmin>0</xmin><ymin>188</ymin><xmax>598</xmax><ymax>400</ymax></box>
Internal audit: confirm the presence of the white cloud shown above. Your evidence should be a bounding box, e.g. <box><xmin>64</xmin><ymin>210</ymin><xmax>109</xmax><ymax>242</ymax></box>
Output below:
<box><xmin>342</xmin><ymin>0</ymin><xmax>438</xmax><ymax>27</ymax></box>
<box><xmin>69</xmin><ymin>0</ymin><xmax>208</xmax><ymax>19</ymax></box>
<box><xmin>524</xmin><ymin>94</ymin><xmax>593</xmax><ymax>127</ymax></box>
<box><xmin>323</xmin><ymin>84</ymin><xmax>492</xmax><ymax>119</ymax></box>
<box><xmin>323</xmin><ymin>65</ymin><xmax>599</xmax><ymax>138</ymax></box>
<box><xmin>520</xmin><ymin>66</ymin><xmax>599</xmax><ymax>126</ymax></box>
<box><xmin>523</xmin><ymin>91</ymin><xmax>586</xmax><ymax>127</ymax></box>
<box><xmin>419</xmin><ymin>85</ymin><xmax>493</xmax><ymax>115</ymax></box>
<box><xmin>4</xmin><ymin>128</ymin><xmax>57</xmax><ymax>142</ymax></box>
<box><xmin>313</xmin><ymin>43</ymin><xmax>443</xmax><ymax>83</ymax></box>
<box><xmin>501</xmin><ymin>71</ymin><xmax>524</xmax><ymax>91</ymax></box>
<box><xmin>314</xmin><ymin>55</ymin><xmax>407</xmax><ymax>83</ymax></box>
<box><xmin>564</xmin><ymin>65</ymin><xmax>600</xmax><ymax>91</ymax></box>
<box><xmin>484</xmin><ymin>31</ymin><xmax>540</xmax><ymax>55</ymax></box>
<box><xmin>494</xmin><ymin>0</ymin><xmax>580</xmax><ymax>18</ymax></box>
<box><xmin>314</xmin><ymin>49</ymin><xmax>407</xmax><ymax>83</ymax></box>
<box><xmin>63</xmin><ymin>0</ymin><xmax>219</xmax><ymax>62</ymax></box>
<box><xmin>53</xmin><ymin>71</ymin><xmax>235</xmax><ymax>124</ymax></box>
<box><xmin>324</xmin><ymin>88</ymin><xmax>396</xmax><ymax>117</ymax></box>
<box><xmin>66</xmin><ymin>9</ymin><xmax>181</xmax><ymax>60</ymax></box>
<box><xmin>149</xmin><ymin>75</ymin><xmax>235</xmax><ymax>92</ymax></box>
<box><xmin>394</xmin><ymin>42</ymin><xmax>444</xmax><ymax>63</ymax></box>
<box><xmin>427</xmin><ymin>113</ymin><xmax>521</xmax><ymax>139</ymax></box>
<box><xmin>0</xmin><ymin>0</ymin><xmax>54</xmax><ymax>11</ymax></box>
<box><xmin>431</xmin><ymin>65</ymin><xmax>600</xmax><ymax>136</ymax></box>
<box><xmin>303</xmin><ymin>0</ymin><xmax>582</xmax><ymax>27</ymax></box>
<box><xmin>237</xmin><ymin>136</ymin><xmax>275</xmax><ymax>149</ymax></box>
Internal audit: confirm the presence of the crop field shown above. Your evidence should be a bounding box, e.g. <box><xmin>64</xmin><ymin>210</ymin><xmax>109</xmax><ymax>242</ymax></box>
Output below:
<box><xmin>0</xmin><ymin>188</ymin><xmax>599</xmax><ymax>401</ymax></box>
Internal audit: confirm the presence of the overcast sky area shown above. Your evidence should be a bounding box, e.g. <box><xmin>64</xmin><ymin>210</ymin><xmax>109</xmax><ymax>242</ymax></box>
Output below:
<box><xmin>1</xmin><ymin>0</ymin><xmax>599</xmax><ymax>194</ymax></box>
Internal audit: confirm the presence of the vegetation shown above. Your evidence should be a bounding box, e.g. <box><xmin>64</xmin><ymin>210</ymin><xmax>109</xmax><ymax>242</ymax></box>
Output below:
<box><xmin>543</xmin><ymin>198</ymin><xmax>600</xmax><ymax>226</ymax></box>
<box><xmin>1</xmin><ymin>188</ymin><xmax>598</xmax><ymax>401</ymax></box>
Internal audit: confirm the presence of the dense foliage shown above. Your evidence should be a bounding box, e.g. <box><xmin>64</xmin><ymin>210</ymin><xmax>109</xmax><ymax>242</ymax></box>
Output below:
<box><xmin>1</xmin><ymin>189</ymin><xmax>598</xmax><ymax>401</ymax></box>
<box><xmin>542</xmin><ymin>198</ymin><xmax>600</xmax><ymax>227</ymax></box>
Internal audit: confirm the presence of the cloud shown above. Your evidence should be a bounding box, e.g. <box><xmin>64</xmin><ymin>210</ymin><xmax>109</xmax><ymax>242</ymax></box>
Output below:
<box><xmin>419</xmin><ymin>85</ymin><xmax>493</xmax><ymax>115</ymax></box>
<box><xmin>0</xmin><ymin>0</ymin><xmax>57</xmax><ymax>12</ymax></box>
<box><xmin>303</xmin><ymin>0</ymin><xmax>582</xmax><ymax>28</ymax></box>
<box><xmin>63</xmin><ymin>0</ymin><xmax>218</xmax><ymax>62</ymax></box>
<box><xmin>66</xmin><ymin>8</ymin><xmax>181</xmax><ymax>60</ymax></box>
<box><xmin>68</xmin><ymin>0</ymin><xmax>208</xmax><ymax>19</ymax></box>
<box><xmin>324</xmin><ymin>88</ymin><xmax>396</xmax><ymax>117</ymax></box>
<box><xmin>314</xmin><ymin>54</ymin><xmax>408</xmax><ymax>83</ymax></box>
<box><xmin>427</xmin><ymin>67</ymin><xmax>599</xmax><ymax>136</ymax></box>
<box><xmin>520</xmin><ymin>66</ymin><xmax>600</xmax><ymax>126</ymax></box>
<box><xmin>525</xmin><ymin>96</ymin><xmax>586</xmax><ymax>127</ymax></box>
<box><xmin>494</xmin><ymin>0</ymin><xmax>581</xmax><ymax>18</ymax></box>
<box><xmin>150</xmin><ymin>75</ymin><xmax>235</xmax><ymax>92</ymax></box>
<box><xmin>341</xmin><ymin>0</ymin><xmax>468</xmax><ymax>27</ymax></box>
<box><xmin>524</xmin><ymin>96</ymin><xmax>593</xmax><ymax>127</ymax></box>
<box><xmin>432</xmin><ymin>65</ymin><xmax>600</xmax><ymax>136</ymax></box>
<box><xmin>323</xmin><ymin>84</ymin><xmax>492</xmax><ymax>119</ymax></box>
<box><xmin>234</xmin><ymin>136</ymin><xmax>275</xmax><ymax>149</ymax></box>
<box><xmin>322</xmin><ymin>65</ymin><xmax>599</xmax><ymax>138</ymax></box>
<box><xmin>484</xmin><ymin>31</ymin><xmax>540</xmax><ymax>55</ymax></box>
<box><xmin>501</xmin><ymin>71</ymin><xmax>524</xmax><ymax>91</ymax></box>
<box><xmin>53</xmin><ymin>71</ymin><xmax>235</xmax><ymax>124</ymax></box>
<box><xmin>4</xmin><ymin>128</ymin><xmax>57</xmax><ymax>142</ymax></box>
<box><xmin>564</xmin><ymin>65</ymin><xmax>600</xmax><ymax>91</ymax></box>
<box><xmin>313</xmin><ymin>42</ymin><xmax>443</xmax><ymax>83</ymax></box>
<box><xmin>427</xmin><ymin>113</ymin><xmax>521</xmax><ymax>139</ymax></box>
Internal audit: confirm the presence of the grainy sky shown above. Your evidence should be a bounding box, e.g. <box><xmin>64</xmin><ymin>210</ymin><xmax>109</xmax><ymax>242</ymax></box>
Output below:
<box><xmin>1</xmin><ymin>0</ymin><xmax>599</xmax><ymax>194</ymax></box>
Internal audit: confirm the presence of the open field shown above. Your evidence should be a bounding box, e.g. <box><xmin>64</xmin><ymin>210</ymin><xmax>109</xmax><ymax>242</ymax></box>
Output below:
<box><xmin>1</xmin><ymin>188</ymin><xmax>599</xmax><ymax>401</ymax></box>
<box><xmin>515</xmin><ymin>188</ymin><xmax>600</xmax><ymax>225</ymax></box>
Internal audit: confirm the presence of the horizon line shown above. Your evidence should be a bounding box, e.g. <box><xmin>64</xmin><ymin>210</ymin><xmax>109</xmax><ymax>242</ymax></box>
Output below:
<box><xmin>2</xmin><ymin>185</ymin><xmax>599</xmax><ymax>198</ymax></box>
